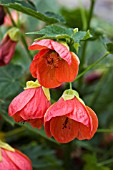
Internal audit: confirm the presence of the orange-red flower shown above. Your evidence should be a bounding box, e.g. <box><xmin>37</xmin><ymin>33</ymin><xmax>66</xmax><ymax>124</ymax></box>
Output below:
<box><xmin>0</xmin><ymin>141</ymin><xmax>32</xmax><ymax>170</ymax></box>
<box><xmin>29</xmin><ymin>39</ymin><xmax>80</xmax><ymax>88</ymax></box>
<box><xmin>44</xmin><ymin>90</ymin><xmax>98</xmax><ymax>143</ymax></box>
<box><xmin>8</xmin><ymin>81</ymin><xmax>51</xmax><ymax>129</ymax></box>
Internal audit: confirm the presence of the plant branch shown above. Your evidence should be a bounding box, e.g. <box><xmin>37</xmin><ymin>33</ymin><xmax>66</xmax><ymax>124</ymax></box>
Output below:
<box><xmin>6</xmin><ymin>7</ymin><xmax>32</xmax><ymax>60</ymax></box>
<box><xmin>75</xmin><ymin>52</ymin><xmax>109</xmax><ymax>81</ymax></box>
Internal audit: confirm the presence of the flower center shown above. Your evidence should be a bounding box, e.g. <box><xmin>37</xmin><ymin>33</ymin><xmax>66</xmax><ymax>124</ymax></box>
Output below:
<box><xmin>62</xmin><ymin>117</ymin><xmax>70</xmax><ymax>129</ymax></box>
<box><xmin>46</xmin><ymin>52</ymin><xmax>59</xmax><ymax>69</ymax></box>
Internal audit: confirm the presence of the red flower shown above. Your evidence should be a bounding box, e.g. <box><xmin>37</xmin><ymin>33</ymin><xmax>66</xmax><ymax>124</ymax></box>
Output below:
<box><xmin>44</xmin><ymin>90</ymin><xmax>98</xmax><ymax>143</ymax></box>
<box><xmin>0</xmin><ymin>147</ymin><xmax>32</xmax><ymax>170</ymax></box>
<box><xmin>8</xmin><ymin>81</ymin><xmax>51</xmax><ymax>129</ymax></box>
<box><xmin>0</xmin><ymin>35</ymin><xmax>17</xmax><ymax>66</ymax></box>
<box><xmin>29</xmin><ymin>39</ymin><xmax>80</xmax><ymax>88</ymax></box>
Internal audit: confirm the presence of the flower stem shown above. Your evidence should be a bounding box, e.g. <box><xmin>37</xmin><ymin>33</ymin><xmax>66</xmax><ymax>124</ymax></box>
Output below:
<box><xmin>97</xmin><ymin>129</ymin><xmax>113</xmax><ymax>133</ymax></box>
<box><xmin>75</xmin><ymin>52</ymin><xmax>110</xmax><ymax>81</ymax></box>
<box><xmin>6</xmin><ymin>7</ymin><xmax>32</xmax><ymax>60</ymax></box>
<box><xmin>69</xmin><ymin>82</ymin><xmax>72</xmax><ymax>89</ymax></box>
<box><xmin>80</xmin><ymin>0</ymin><xmax>96</xmax><ymax>70</ymax></box>
<box><xmin>5</xmin><ymin>127</ymin><xmax>26</xmax><ymax>138</ymax></box>
<box><xmin>63</xmin><ymin>142</ymin><xmax>73</xmax><ymax>170</ymax></box>
<box><xmin>98</xmin><ymin>158</ymin><xmax>113</xmax><ymax>166</ymax></box>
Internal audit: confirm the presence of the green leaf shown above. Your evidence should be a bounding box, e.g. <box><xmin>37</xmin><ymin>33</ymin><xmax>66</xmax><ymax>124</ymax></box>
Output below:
<box><xmin>0</xmin><ymin>64</ymin><xmax>23</xmax><ymax>125</ymax></box>
<box><xmin>83</xmin><ymin>154</ymin><xmax>110</xmax><ymax>170</ymax></box>
<box><xmin>21</xmin><ymin>142</ymin><xmax>62</xmax><ymax>170</ymax></box>
<box><xmin>0</xmin><ymin>64</ymin><xmax>23</xmax><ymax>99</ymax></box>
<box><xmin>73</xmin><ymin>30</ymin><xmax>92</xmax><ymax>43</ymax></box>
<box><xmin>27</xmin><ymin>24</ymin><xmax>91</xmax><ymax>46</ymax></box>
<box><xmin>0</xmin><ymin>0</ymin><xmax>64</xmax><ymax>24</ymax></box>
<box><xmin>106</xmin><ymin>43</ymin><xmax>113</xmax><ymax>54</ymax></box>
<box><xmin>26</xmin><ymin>25</ymin><xmax>73</xmax><ymax>40</ymax></box>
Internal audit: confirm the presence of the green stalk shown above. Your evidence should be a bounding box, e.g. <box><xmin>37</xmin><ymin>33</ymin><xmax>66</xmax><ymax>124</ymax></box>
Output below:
<box><xmin>69</xmin><ymin>82</ymin><xmax>72</xmax><ymax>89</ymax></box>
<box><xmin>98</xmin><ymin>158</ymin><xmax>113</xmax><ymax>166</ymax></box>
<box><xmin>75</xmin><ymin>52</ymin><xmax>109</xmax><ymax>81</ymax></box>
<box><xmin>97</xmin><ymin>129</ymin><xmax>113</xmax><ymax>133</ymax></box>
<box><xmin>6</xmin><ymin>8</ymin><xmax>32</xmax><ymax>60</ymax></box>
<box><xmin>80</xmin><ymin>0</ymin><xmax>96</xmax><ymax>69</ymax></box>
<box><xmin>63</xmin><ymin>142</ymin><xmax>73</xmax><ymax>170</ymax></box>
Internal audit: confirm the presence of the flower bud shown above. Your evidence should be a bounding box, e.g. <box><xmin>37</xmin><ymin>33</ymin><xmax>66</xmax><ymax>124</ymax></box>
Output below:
<box><xmin>0</xmin><ymin>28</ymin><xmax>20</xmax><ymax>66</ymax></box>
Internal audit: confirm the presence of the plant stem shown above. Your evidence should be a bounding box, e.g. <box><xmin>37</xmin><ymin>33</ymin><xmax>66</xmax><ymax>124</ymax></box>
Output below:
<box><xmin>97</xmin><ymin>129</ymin><xmax>113</xmax><ymax>133</ymax></box>
<box><xmin>79</xmin><ymin>0</ymin><xmax>87</xmax><ymax>30</ymax></box>
<box><xmin>75</xmin><ymin>52</ymin><xmax>109</xmax><ymax>81</ymax></box>
<box><xmin>80</xmin><ymin>0</ymin><xmax>96</xmax><ymax>70</ymax></box>
<box><xmin>63</xmin><ymin>142</ymin><xmax>72</xmax><ymax>170</ymax></box>
<box><xmin>6</xmin><ymin>7</ymin><xmax>32</xmax><ymax>60</ymax></box>
<box><xmin>5</xmin><ymin>8</ymin><xmax>16</xmax><ymax>26</ymax></box>
<box><xmin>69</xmin><ymin>82</ymin><xmax>72</xmax><ymax>89</ymax></box>
<box><xmin>5</xmin><ymin>127</ymin><xmax>26</xmax><ymax>138</ymax></box>
<box><xmin>98</xmin><ymin>158</ymin><xmax>113</xmax><ymax>166</ymax></box>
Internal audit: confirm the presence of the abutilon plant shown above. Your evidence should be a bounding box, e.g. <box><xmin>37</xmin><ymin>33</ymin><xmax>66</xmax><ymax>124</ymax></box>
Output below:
<box><xmin>29</xmin><ymin>39</ymin><xmax>80</xmax><ymax>88</ymax></box>
<box><xmin>44</xmin><ymin>89</ymin><xmax>98</xmax><ymax>143</ymax></box>
<box><xmin>8</xmin><ymin>80</ymin><xmax>51</xmax><ymax>129</ymax></box>
<box><xmin>0</xmin><ymin>140</ymin><xmax>32</xmax><ymax>170</ymax></box>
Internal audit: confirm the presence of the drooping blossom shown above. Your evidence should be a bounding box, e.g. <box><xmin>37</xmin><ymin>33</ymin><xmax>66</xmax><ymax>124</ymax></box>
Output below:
<box><xmin>29</xmin><ymin>39</ymin><xmax>80</xmax><ymax>88</ymax></box>
<box><xmin>0</xmin><ymin>27</ymin><xmax>20</xmax><ymax>66</ymax></box>
<box><xmin>0</xmin><ymin>5</ymin><xmax>6</xmax><ymax>26</ymax></box>
<box><xmin>8</xmin><ymin>80</ymin><xmax>51</xmax><ymax>129</ymax></box>
<box><xmin>44</xmin><ymin>89</ymin><xmax>98</xmax><ymax>143</ymax></box>
<box><xmin>0</xmin><ymin>140</ymin><xmax>32</xmax><ymax>170</ymax></box>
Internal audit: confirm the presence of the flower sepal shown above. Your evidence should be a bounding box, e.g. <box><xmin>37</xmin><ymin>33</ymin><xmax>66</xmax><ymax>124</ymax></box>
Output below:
<box><xmin>7</xmin><ymin>27</ymin><xmax>20</xmax><ymax>42</ymax></box>
<box><xmin>0</xmin><ymin>140</ymin><xmax>15</xmax><ymax>152</ymax></box>
<box><xmin>62</xmin><ymin>89</ymin><xmax>85</xmax><ymax>105</ymax></box>
<box><xmin>24</xmin><ymin>80</ymin><xmax>41</xmax><ymax>90</ymax></box>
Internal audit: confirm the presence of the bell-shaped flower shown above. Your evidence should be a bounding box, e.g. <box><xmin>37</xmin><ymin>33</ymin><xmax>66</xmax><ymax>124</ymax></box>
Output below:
<box><xmin>29</xmin><ymin>39</ymin><xmax>80</xmax><ymax>88</ymax></box>
<box><xmin>0</xmin><ymin>140</ymin><xmax>32</xmax><ymax>170</ymax></box>
<box><xmin>0</xmin><ymin>27</ymin><xmax>20</xmax><ymax>66</ymax></box>
<box><xmin>8</xmin><ymin>80</ymin><xmax>51</xmax><ymax>129</ymax></box>
<box><xmin>44</xmin><ymin>89</ymin><xmax>98</xmax><ymax>143</ymax></box>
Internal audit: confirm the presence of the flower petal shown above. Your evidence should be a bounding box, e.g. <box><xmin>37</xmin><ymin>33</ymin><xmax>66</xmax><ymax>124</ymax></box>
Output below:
<box><xmin>50</xmin><ymin>116</ymin><xmax>78</xmax><ymax>143</ymax></box>
<box><xmin>30</xmin><ymin>49</ymin><xmax>49</xmax><ymax>78</ymax></box>
<box><xmin>28</xmin><ymin>118</ymin><xmax>43</xmax><ymax>129</ymax></box>
<box><xmin>51</xmin><ymin>41</ymin><xmax>71</xmax><ymax>64</ymax></box>
<box><xmin>86</xmin><ymin>106</ymin><xmax>98</xmax><ymax>134</ymax></box>
<box><xmin>67</xmin><ymin>98</ymin><xmax>91</xmax><ymax>127</ymax></box>
<box><xmin>29</xmin><ymin>39</ymin><xmax>53</xmax><ymax>50</ymax></box>
<box><xmin>55</xmin><ymin>52</ymin><xmax>79</xmax><ymax>83</ymax></box>
<box><xmin>32</xmin><ymin>57</ymin><xmax>61</xmax><ymax>88</ymax></box>
<box><xmin>5</xmin><ymin>149</ymin><xmax>32</xmax><ymax>170</ymax></box>
<box><xmin>19</xmin><ymin>87</ymin><xmax>50</xmax><ymax>120</ymax></box>
<box><xmin>8</xmin><ymin>89</ymin><xmax>35</xmax><ymax>116</ymax></box>
<box><xmin>0</xmin><ymin>149</ymin><xmax>18</xmax><ymax>170</ymax></box>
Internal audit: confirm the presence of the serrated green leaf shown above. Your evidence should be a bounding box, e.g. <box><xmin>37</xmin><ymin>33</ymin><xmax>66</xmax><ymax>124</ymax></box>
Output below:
<box><xmin>0</xmin><ymin>0</ymin><xmax>64</xmax><ymax>24</ymax></box>
<box><xmin>26</xmin><ymin>25</ymin><xmax>73</xmax><ymax>40</ymax></box>
<box><xmin>72</xmin><ymin>30</ymin><xmax>91</xmax><ymax>43</ymax></box>
<box><xmin>0</xmin><ymin>64</ymin><xmax>23</xmax><ymax>125</ymax></box>
<box><xmin>27</xmin><ymin>25</ymin><xmax>91</xmax><ymax>46</ymax></box>
<box><xmin>106</xmin><ymin>43</ymin><xmax>113</xmax><ymax>54</ymax></box>
<box><xmin>0</xmin><ymin>64</ymin><xmax>23</xmax><ymax>99</ymax></box>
